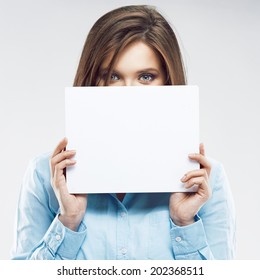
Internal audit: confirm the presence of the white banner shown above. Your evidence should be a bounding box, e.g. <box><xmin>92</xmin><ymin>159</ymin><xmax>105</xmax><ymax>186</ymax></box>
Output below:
<box><xmin>0</xmin><ymin>260</ymin><xmax>259</xmax><ymax>280</ymax></box>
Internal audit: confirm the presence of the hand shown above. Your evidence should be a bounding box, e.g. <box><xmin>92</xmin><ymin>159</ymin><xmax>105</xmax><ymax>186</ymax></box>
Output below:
<box><xmin>169</xmin><ymin>143</ymin><xmax>212</xmax><ymax>226</ymax></box>
<box><xmin>50</xmin><ymin>137</ymin><xmax>87</xmax><ymax>231</ymax></box>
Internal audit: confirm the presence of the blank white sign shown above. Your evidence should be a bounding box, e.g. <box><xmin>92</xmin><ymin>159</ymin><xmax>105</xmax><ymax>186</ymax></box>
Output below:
<box><xmin>65</xmin><ymin>86</ymin><xmax>199</xmax><ymax>193</ymax></box>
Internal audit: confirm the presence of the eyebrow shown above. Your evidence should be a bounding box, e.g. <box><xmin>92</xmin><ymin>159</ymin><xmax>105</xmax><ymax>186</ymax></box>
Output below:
<box><xmin>136</xmin><ymin>68</ymin><xmax>160</xmax><ymax>74</ymax></box>
<box><xmin>101</xmin><ymin>67</ymin><xmax>160</xmax><ymax>74</ymax></box>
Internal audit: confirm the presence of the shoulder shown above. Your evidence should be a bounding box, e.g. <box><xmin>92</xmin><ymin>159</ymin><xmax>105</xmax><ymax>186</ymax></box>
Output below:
<box><xmin>208</xmin><ymin>157</ymin><xmax>225</xmax><ymax>178</ymax></box>
<box><xmin>25</xmin><ymin>152</ymin><xmax>52</xmax><ymax>183</ymax></box>
<box><xmin>207</xmin><ymin>157</ymin><xmax>229</xmax><ymax>191</ymax></box>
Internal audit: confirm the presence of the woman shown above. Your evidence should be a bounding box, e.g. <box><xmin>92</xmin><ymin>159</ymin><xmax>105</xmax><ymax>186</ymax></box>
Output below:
<box><xmin>11</xmin><ymin>5</ymin><xmax>236</xmax><ymax>260</ymax></box>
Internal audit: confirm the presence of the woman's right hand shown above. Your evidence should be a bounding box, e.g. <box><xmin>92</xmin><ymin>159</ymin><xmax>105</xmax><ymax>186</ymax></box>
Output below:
<box><xmin>50</xmin><ymin>137</ymin><xmax>87</xmax><ymax>231</ymax></box>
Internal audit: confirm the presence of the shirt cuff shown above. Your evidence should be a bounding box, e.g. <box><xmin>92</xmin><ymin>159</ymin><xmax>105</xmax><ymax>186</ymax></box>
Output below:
<box><xmin>43</xmin><ymin>214</ymin><xmax>87</xmax><ymax>259</ymax></box>
<box><xmin>170</xmin><ymin>215</ymin><xmax>208</xmax><ymax>257</ymax></box>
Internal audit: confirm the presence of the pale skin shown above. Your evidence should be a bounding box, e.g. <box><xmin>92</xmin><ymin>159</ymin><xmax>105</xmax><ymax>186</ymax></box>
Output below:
<box><xmin>50</xmin><ymin>41</ymin><xmax>212</xmax><ymax>231</ymax></box>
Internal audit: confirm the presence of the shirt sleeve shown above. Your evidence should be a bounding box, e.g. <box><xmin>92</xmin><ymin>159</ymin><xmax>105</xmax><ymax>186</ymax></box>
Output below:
<box><xmin>170</xmin><ymin>216</ymin><xmax>214</xmax><ymax>260</ymax></box>
<box><xmin>11</xmin><ymin>155</ymin><xmax>87</xmax><ymax>260</ymax></box>
<box><xmin>170</xmin><ymin>160</ymin><xmax>236</xmax><ymax>260</ymax></box>
<box><xmin>30</xmin><ymin>215</ymin><xmax>87</xmax><ymax>260</ymax></box>
<box><xmin>198</xmin><ymin>160</ymin><xmax>236</xmax><ymax>259</ymax></box>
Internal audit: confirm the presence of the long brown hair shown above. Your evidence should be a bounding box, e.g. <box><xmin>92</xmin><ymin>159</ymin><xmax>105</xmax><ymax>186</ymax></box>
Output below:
<box><xmin>73</xmin><ymin>5</ymin><xmax>186</xmax><ymax>86</ymax></box>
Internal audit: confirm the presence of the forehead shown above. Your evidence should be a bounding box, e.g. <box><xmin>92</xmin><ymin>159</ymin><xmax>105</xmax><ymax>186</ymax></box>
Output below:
<box><xmin>101</xmin><ymin>41</ymin><xmax>162</xmax><ymax>70</ymax></box>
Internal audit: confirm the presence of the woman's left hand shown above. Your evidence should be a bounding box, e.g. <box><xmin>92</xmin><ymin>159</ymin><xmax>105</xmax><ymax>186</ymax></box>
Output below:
<box><xmin>169</xmin><ymin>143</ymin><xmax>212</xmax><ymax>226</ymax></box>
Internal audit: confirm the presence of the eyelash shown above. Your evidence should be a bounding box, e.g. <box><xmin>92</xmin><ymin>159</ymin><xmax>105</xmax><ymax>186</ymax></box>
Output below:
<box><xmin>139</xmin><ymin>73</ymin><xmax>155</xmax><ymax>82</ymax></box>
<box><xmin>111</xmin><ymin>73</ymin><xmax>120</xmax><ymax>81</ymax></box>
<box><xmin>109</xmin><ymin>72</ymin><xmax>156</xmax><ymax>83</ymax></box>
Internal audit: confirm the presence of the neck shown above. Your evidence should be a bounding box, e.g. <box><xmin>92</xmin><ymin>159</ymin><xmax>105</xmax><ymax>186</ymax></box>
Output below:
<box><xmin>116</xmin><ymin>193</ymin><xmax>126</xmax><ymax>202</ymax></box>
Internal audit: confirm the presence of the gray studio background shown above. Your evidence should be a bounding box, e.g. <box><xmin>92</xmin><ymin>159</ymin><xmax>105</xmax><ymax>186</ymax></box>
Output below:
<box><xmin>0</xmin><ymin>0</ymin><xmax>259</xmax><ymax>259</ymax></box>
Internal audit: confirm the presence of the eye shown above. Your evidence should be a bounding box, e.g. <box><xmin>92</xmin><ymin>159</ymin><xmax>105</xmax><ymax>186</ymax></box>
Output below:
<box><xmin>99</xmin><ymin>71</ymin><xmax>120</xmax><ymax>82</ymax></box>
<box><xmin>139</xmin><ymin>73</ymin><xmax>155</xmax><ymax>82</ymax></box>
<box><xmin>111</xmin><ymin>73</ymin><xmax>120</xmax><ymax>81</ymax></box>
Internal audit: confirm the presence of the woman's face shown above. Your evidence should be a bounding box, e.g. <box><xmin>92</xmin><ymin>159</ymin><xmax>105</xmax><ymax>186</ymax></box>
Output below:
<box><xmin>100</xmin><ymin>41</ymin><xmax>166</xmax><ymax>86</ymax></box>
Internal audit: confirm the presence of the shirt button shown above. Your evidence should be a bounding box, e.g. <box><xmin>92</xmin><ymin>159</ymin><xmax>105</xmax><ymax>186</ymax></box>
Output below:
<box><xmin>55</xmin><ymin>234</ymin><xmax>61</xmax><ymax>241</ymax></box>
<box><xmin>121</xmin><ymin>248</ymin><xmax>127</xmax><ymax>255</ymax></box>
<box><xmin>120</xmin><ymin>212</ymin><xmax>126</xmax><ymax>217</ymax></box>
<box><xmin>175</xmin><ymin>236</ymin><xmax>182</xmax><ymax>242</ymax></box>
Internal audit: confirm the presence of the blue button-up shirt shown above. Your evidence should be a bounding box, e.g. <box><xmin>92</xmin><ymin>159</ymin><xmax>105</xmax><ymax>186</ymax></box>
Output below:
<box><xmin>11</xmin><ymin>152</ymin><xmax>236</xmax><ymax>260</ymax></box>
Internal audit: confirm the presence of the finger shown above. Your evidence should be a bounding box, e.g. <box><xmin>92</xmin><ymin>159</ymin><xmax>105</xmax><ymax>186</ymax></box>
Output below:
<box><xmin>184</xmin><ymin>176</ymin><xmax>207</xmax><ymax>190</ymax></box>
<box><xmin>51</xmin><ymin>150</ymin><xmax>76</xmax><ymax>166</ymax></box>
<box><xmin>50</xmin><ymin>150</ymin><xmax>76</xmax><ymax>176</ymax></box>
<box><xmin>188</xmin><ymin>153</ymin><xmax>211</xmax><ymax>169</ymax></box>
<box><xmin>53</xmin><ymin>159</ymin><xmax>76</xmax><ymax>181</ymax></box>
<box><xmin>51</xmin><ymin>137</ymin><xmax>68</xmax><ymax>158</ymax></box>
<box><xmin>181</xmin><ymin>169</ymin><xmax>208</xmax><ymax>182</ymax></box>
<box><xmin>199</xmin><ymin>143</ymin><xmax>205</xmax><ymax>170</ymax></box>
<box><xmin>200</xmin><ymin>143</ymin><xmax>205</xmax><ymax>156</ymax></box>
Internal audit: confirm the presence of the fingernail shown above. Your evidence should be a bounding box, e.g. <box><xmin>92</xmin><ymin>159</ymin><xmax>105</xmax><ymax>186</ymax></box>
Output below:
<box><xmin>188</xmin><ymin>153</ymin><xmax>195</xmax><ymax>158</ymax></box>
<box><xmin>181</xmin><ymin>175</ymin><xmax>187</xmax><ymax>182</ymax></box>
